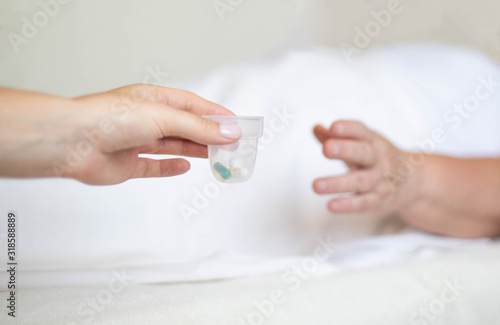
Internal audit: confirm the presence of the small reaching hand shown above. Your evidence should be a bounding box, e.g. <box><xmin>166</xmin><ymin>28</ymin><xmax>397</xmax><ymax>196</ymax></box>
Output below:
<box><xmin>312</xmin><ymin>120</ymin><xmax>413</xmax><ymax>214</ymax></box>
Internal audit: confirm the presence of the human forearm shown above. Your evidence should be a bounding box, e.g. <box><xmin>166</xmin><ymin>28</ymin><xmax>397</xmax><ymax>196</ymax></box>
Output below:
<box><xmin>0</xmin><ymin>84</ymin><xmax>240</xmax><ymax>184</ymax></box>
<box><xmin>0</xmin><ymin>87</ymin><xmax>82</xmax><ymax>178</ymax></box>
<box><xmin>398</xmin><ymin>155</ymin><xmax>500</xmax><ymax>237</ymax></box>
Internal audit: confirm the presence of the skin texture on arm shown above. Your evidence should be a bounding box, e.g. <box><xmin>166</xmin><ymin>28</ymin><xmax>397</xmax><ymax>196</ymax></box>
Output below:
<box><xmin>402</xmin><ymin>156</ymin><xmax>500</xmax><ymax>237</ymax></box>
<box><xmin>312</xmin><ymin>120</ymin><xmax>500</xmax><ymax>238</ymax></box>
<box><xmin>0</xmin><ymin>84</ymin><xmax>241</xmax><ymax>185</ymax></box>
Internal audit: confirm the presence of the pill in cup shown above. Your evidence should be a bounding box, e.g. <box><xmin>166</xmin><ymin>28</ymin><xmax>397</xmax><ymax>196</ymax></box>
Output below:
<box><xmin>203</xmin><ymin>115</ymin><xmax>264</xmax><ymax>183</ymax></box>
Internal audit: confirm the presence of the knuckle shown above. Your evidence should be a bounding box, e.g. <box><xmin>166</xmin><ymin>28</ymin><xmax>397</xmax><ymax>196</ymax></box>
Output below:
<box><xmin>341</xmin><ymin>142</ymin><xmax>351</xmax><ymax>159</ymax></box>
<box><xmin>131</xmin><ymin>83</ymin><xmax>152</xmax><ymax>101</ymax></box>
<box><xmin>153</xmin><ymin>112</ymin><xmax>174</xmax><ymax>137</ymax></box>
<box><xmin>354</xmin><ymin>172</ymin><xmax>373</xmax><ymax>193</ymax></box>
<box><xmin>354</xmin><ymin>173</ymin><xmax>364</xmax><ymax>193</ymax></box>
<box><xmin>180</xmin><ymin>140</ymin><xmax>190</xmax><ymax>155</ymax></box>
<box><xmin>378</xmin><ymin>181</ymin><xmax>393</xmax><ymax>197</ymax></box>
<box><xmin>141</xmin><ymin>161</ymin><xmax>150</xmax><ymax>178</ymax></box>
<box><xmin>201</xmin><ymin>117</ymin><xmax>217</xmax><ymax>134</ymax></box>
<box><xmin>335</xmin><ymin>177</ymin><xmax>346</xmax><ymax>192</ymax></box>
<box><xmin>144</xmin><ymin>142</ymin><xmax>159</xmax><ymax>154</ymax></box>
<box><xmin>365</xmin><ymin>128</ymin><xmax>375</xmax><ymax>141</ymax></box>
<box><xmin>179</xmin><ymin>90</ymin><xmax>197</xmax><ymax>111</ymax></box>
<box><xmin>362</xmin><ymin>143</ymin><xmax>374</xmax><ymax>164</ymax></box>
<box><xmin>364</xmin><ymin>172</ymin><xmax>376</xmax><ymax>191</ymax></box>
<box><xmin>355</xmin><ymin>141</ymin><xmax>362</xmax><ymax>155</ymax></box>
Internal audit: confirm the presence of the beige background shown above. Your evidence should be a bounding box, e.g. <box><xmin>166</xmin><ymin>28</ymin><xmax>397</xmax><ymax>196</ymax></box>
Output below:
<box><xmin>0</xmin><ymin>0</ymin><xmax>499</xmax><ymax>97</ymax></box>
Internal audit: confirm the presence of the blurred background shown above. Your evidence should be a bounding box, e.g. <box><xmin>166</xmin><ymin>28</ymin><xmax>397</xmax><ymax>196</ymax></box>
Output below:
<box><xmin>0</xmin><ymin>0</ymin><xmax>499</xmax><ymax>96</ymax></box>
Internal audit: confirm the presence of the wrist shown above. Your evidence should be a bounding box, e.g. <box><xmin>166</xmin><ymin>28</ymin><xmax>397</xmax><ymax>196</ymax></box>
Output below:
<box><xmin>46</xmin><ymin>98</ymin><xmax>97</xmax><ymax>180</ymax></box>
<box><xmin>0</xmin><ymin>89</ymin><xmax>86</xmax><ymax>179</ymax></box>
<box><xmin>390</xmin><ymin>150</ymin><xmax>426</xmax><ymax>216</ymax></box>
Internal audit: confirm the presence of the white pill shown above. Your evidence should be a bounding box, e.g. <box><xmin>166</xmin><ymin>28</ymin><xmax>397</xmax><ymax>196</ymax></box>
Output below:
<box><xmin>229</xmin><ymin>159</ymin><xmax>243</xmax><ymax>168</ymax></box>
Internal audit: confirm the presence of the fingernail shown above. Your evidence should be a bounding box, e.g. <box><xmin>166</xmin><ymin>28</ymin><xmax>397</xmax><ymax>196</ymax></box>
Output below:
<box><xmin>219</xmin><ymin>124</ymin><xmax>242</xmax><ymax>140</ymax></box>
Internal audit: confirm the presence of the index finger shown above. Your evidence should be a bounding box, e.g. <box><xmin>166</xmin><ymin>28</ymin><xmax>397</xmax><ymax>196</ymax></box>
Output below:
<box><xmin>134</xmin><ymin>84</ymin><xmax>234</xmax><ymax>117</ymax></box>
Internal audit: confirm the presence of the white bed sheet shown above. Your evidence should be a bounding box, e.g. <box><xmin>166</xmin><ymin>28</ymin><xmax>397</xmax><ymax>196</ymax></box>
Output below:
<box><xmin>2</xmin><ymin>241</ymin><xmax>500</xmax><ymax>325</ymax></box>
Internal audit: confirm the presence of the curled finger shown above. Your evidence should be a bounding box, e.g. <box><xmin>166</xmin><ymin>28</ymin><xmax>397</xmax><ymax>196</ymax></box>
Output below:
<box><xmin>313</xmin><ymin>170</ymin><xmax>377</xmax><ymax>195</ymax></box>
<box><xmin>130</xmin><ymin>157</ymin><xmax>191</xmax><ymax>179</ymax></box>
<box><xmin>327</xmin><ymin>192</ymin><xmax>380</xmax><ymax>213</ymax></box>
<box><xmin>138</xmin><ymin>138</ymin><xmax>208</xmax><ymax>158</ymax></box>
<box><xmin>323</xmin><ymin>138</ymin><xmax>376</xmax><ymax>167</ymax></box>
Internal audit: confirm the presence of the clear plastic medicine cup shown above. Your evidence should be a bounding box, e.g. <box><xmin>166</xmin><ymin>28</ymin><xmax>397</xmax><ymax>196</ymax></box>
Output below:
<box><xmin>203</xmin><ymin>116</ymin><xmax>264</xmax><ymax>183</ymax></box>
